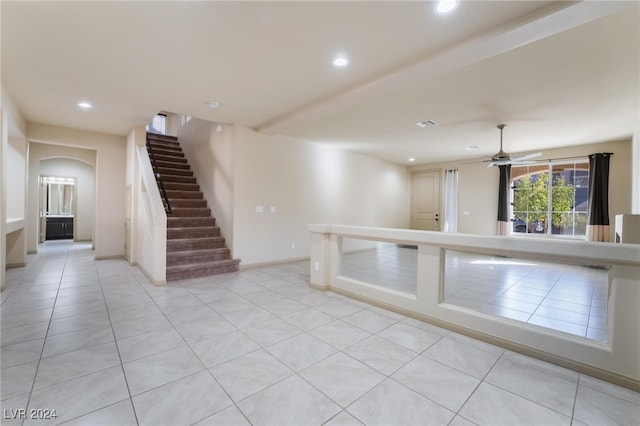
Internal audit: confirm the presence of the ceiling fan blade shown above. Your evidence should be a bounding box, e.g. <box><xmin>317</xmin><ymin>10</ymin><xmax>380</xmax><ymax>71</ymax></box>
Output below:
<box><xmin>511</xmin><ymin>152</ymin><xmax>542</xmax><ymax>162</ymax></box>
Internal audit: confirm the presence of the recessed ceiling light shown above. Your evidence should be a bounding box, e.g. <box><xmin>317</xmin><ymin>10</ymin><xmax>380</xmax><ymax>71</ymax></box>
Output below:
<box><xmin>77</xmin><ymin>101</ymin><xmax>92</xmax><ymax>109</ymax></box>
<box><xmin>208</xmin><ymin>101</ymin><xmax>220</xmax><ymax>109</ymax></box>
<box><xmin>333</xmin><ymin>56</ymin><xmax>349</xmax><ymax>67</ymax></box>
<box><xmin>408</xmin><ymin>158</ymin><xmax>416</xmax><ymax>162</ymax></box>
<box><xmin>435</xmin><ymin>0</ymin><xmax>458</xmax><ymax>14</ymax></box>
<box><xmin>465</xmin><ymin>145</ymin><xmax>480</xmax><ymax>150</ymax></box>
<box><xmin>416</xmin><ymin>120</ymin><xmax>437</xmax><ymax>128</ymax></box>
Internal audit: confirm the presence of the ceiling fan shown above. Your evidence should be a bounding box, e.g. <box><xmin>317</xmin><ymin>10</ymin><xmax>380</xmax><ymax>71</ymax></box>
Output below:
<box><xmin>486</xmin><ymin>124</ymin><xmax>542</xmax><ymax>167</ymax></box>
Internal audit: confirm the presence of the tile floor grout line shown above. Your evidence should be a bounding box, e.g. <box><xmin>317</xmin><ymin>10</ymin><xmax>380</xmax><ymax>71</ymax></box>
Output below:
<box><xmin>571</xmin><ymin>374</ymin><xmax>583</xmax><ymax>424</ymax></box>
<box><xmin>478</xmin><ymin>377</ymin><xmax>577</xmax><ymax>421</ymax></box>
<box><xmin>447</xmin><ymin>345</ymin><xmax>509</xmax><ymax>421</ymax></box>
<box><xmin>184</xmin><ymin>273</ymin><xmax>370</xmax><ymax>423</ymax></box>
<box><xmin>350</xmin><ymin>332</ymin><xmax>452</xmax><ymax>415</ymax></box>
<box><xmin>385</xmin><ymin>375</ymin><xmax>458</xmax><ymax>419</ymax></box>
<box><xmin>96</xmin><ymin>257</ymin><xmax>143</xmax><ymax>426</ymax></box>
<box><xmin>476</xmin><ymin>351</ymin><xmax>579</xmax><ymax>422</ymax></box>
<box><xmin>131</xmin><ymin>271</ymin><xmax>277</xmax><ymax>424</ymax></box>
<box><xmin>20</xmin><ymin>241</ymin><xmax>71</xmax><ymax>426</ymax></box>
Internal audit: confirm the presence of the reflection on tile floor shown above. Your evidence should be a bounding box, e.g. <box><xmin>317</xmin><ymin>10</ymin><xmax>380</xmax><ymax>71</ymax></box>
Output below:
<box><xmin>445</xmin><ymin>251</ymin><xmax>609</xmax><ymax>343</ymax></box>
<box><xmin>342</xmin><ymin>242</ymin><xmax>418</xmax><ymax>294</ymax></box>
<box><xmin>2</xmin><ymin>241</ymin><xmax>636</xmax><ymax>425</ymax></box>
<box><xmin>342</xmin><ymin>244</ymin><xmax>609</xmax><ymax>342</ymax></box>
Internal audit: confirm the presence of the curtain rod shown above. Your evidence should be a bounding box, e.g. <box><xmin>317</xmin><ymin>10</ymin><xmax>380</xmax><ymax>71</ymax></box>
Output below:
<box><xmin>530</xmin><ymin>153</ymin><xmax>613</xmax><ymax>163</ymax></box>
<box><xmin>532</xmin><ymin>156</ymin><xmax>585</xmax><ymax>162</ymax></box>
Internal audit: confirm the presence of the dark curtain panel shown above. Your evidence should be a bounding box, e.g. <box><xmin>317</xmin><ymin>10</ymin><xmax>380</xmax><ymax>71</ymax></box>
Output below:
<box><xmin>497</xmin><ymin>164</ymin><xmax>511</xmax><ymax>236</ymax></box>
<box><xmin>587</xmin><ymin>153</ymin><xmax>612</xmax><ymax>242</ymax></box>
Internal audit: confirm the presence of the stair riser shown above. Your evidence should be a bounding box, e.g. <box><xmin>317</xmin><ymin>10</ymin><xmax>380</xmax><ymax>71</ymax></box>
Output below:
<box><xmin>165</xmin><ymin>190</ymin><xmax>203</xmax><ymax>200</ymax></box>
<box><xmin>157</xmin><ymin>168</ymin><xmax>193</xmax><ymax>177</ymax></box>
<box><xmin>156</xmin><ymin>160</ymin><xmax>190</xmax><ymax>170</ymax></box>
<box><xmin>161</xmin><ymin>175</ymin><xmax>197</xmax><ymax>184</ymax></box>
<box><xmin>167</xmin><ymin>227</ymin><xmax>219</xmax><ymax>239</ymax></box>
<box><xmin>169</xmin><ymin>208</ymin><xmax>211</xmax><ymax>217</ymax></box>
<box><xmin>149</xmin><ymin>144</ymin><xmax>182</xmax><ymax>154</ymax></box>
<box><xmin>147</xmin><ymin>137</ymin><xmax>179</xmax><ymax>145</ymax></box>
<box><xmin>149</xmin><ymin>148</ymin><xmax>184</xmax><ymax>158</ymax></box>
<box><xmin>167</xmin><ymin>251</ymin><xmax>231</xmax><ymax>266</ymax></box>
<box><xmin>148</xmin><ymin>141</ymin><xmax>181</xmax><ymax>151</ymax></box>
<box><xmin>161</xmin><ymin>182</ymin><xmax>199</xmax><ymax>191</ymax></box>
<box><xmin>167</xmin><ymin>217</ymin><xmax>216</xmax><ymax>227</ymax></box>
<box><xmin>167</xmin><ymin>199</ymin><xmax>207</xmax><ymax>208</ymax></box>
<box><xmin>147</xmin><ymin>133</ymin><xmax>178</xmax><ymax>142</ymax></box>
<box><xmin>152</xmin><ymin>154</ymin><xmax>188</xmax><ymax>164</ymax></box>
<box><xmin>167</xmin><ymin>261</ymin><xmax>240</xmax><ymax>281</ymax></box>
<box><xmin>168</xmin><ymin>239</ymin><xmax>225</xmax><ymax>251</ymax></box>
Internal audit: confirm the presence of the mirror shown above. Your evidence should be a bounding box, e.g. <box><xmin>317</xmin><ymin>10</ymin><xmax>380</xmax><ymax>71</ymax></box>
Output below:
<box><xmin>340</xmin><ymin>238</ymin><xmax>418</xmax><ymax>295</ymax></box>
<box><xmin>45</xmin><ymin>179</ymin><xmax>74</xmax><ymax>216</ymax></box>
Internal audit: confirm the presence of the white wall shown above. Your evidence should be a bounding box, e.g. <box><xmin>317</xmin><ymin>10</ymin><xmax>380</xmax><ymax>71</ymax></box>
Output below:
<box><xmin>27</xmin><ymin>123</ymin><xmax>126</xmax><ymax>259</ymax></box>
<box><xmin>39</xmin><ymin>157</ymin><xmax>95</xmax><ymax>241</ymax></box>
<box><xmin>125</xmin><ymin>126</ymin><xmax>168</xmax><ymax>285</ymax></box>
<box><xmin>164</xmin><ymin>112</ymin><xmax>179</xmax><ymax>137</ymax></box>
<box><xmin>1</xmin><ymin>87</ymin><xmax>28</xmax><ymax>288</ymax></box>
<box><xmin>7</xmin><ymin>136</ymin><xmax>27</xmax><ymax>219</ymax></box>
<box><xmin>632</xmin><ymin>129</ymin><xmax>639</xmax><ymax>214</ymax></box>
<box><xmin>233</xmin><ymin>126</ymin><xmax>410</xmax><ymax>265</ymax></box>
<box><xmin>410</xmin><ymin>139</ymin><xmax>633</xmax><ymax>240</ymax></box>
<box><xmin>125</xmin><ymin>126</ymin><xmax>145</xmax><ymax>263</ymax></box>
<box><xmin>410</xmin><ymin>161</ymin><xmax>498</xmax><ymax>235</ymax></box>
<box><xmin>177</xmin><ymin>119</ymin><xmax>235</xmax><ymax>252</ymax></box>
<box><xmin>132</xmin><ymin>141</ymin><xmax>168</xmax><ymax>285</ymax></box>
<box><xmin>1</xmin><ymin>106</ymin><xmax>5</xmax><ymax>288</ymax></box>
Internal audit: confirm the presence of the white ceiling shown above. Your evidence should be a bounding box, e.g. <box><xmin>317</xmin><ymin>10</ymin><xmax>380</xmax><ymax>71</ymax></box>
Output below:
<box><xmin>2</xmin><ymin>1</ymin><xmax>638</xmax><ymax>165</ymax></box>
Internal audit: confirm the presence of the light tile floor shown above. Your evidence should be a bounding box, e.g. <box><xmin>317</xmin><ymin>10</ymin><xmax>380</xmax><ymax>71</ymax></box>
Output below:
<box><xmin>1</xmin><ymin>241</ymin><xmax>638</xmax><ymax>425</ymax></box>
<box><xmin>342</xmin><ymin>244</ymin><xmax>609</xmax><ymax>342</ymax></box>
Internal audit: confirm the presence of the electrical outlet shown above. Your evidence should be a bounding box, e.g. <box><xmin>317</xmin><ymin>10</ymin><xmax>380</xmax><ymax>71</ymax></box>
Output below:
<box><xmin>291</xmin><ymin>242</ymin><xmax>296</xmax><ymax>250</ymax></box>
<box><xmin>314</xmin><ymin>262</ymin><xmax>320</xmax><ymax>271</ymax></box>
<box><xmin>256</xmin><ymin>205</ymin><xmax>264</xmax><ymax>213</ymax></box>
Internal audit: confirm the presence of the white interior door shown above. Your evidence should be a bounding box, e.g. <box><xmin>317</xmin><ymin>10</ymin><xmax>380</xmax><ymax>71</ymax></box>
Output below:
<box><xmin>411</xmin><ymin>170</ymin><xmax>441</xmax><ymax>231</ymax></box>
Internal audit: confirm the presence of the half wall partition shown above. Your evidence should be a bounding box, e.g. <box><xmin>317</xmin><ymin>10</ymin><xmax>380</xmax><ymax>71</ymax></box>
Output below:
<box><xmin>309</xmin><ymin>225</ymin><xmax>640</xmax><ymax>389</ymax></box>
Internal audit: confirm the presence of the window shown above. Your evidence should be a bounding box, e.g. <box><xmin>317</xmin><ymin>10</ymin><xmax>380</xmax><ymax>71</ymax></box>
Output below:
<box><xmin>146</xmin><ymin>113</ymin><xmax>166</xmax><ymax>135</ymax></box>
<box><xmin>511</xmin><ymin>160</ymin><xmax>589</xmax><ymax>236</ymax></box>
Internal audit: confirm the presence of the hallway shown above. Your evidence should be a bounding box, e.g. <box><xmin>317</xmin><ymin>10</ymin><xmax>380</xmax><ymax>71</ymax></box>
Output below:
<box><xmin>1</xmin><ymin>241</ymin><xmax>638</xmax><ymax>425</ymax></box>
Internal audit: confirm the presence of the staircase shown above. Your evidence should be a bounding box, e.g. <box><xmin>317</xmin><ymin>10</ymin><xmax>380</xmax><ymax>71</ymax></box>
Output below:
<box><xmin>146</xmin><ymin>133</ymin><xmax>240</xmax><ymax>281</ymax></box>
